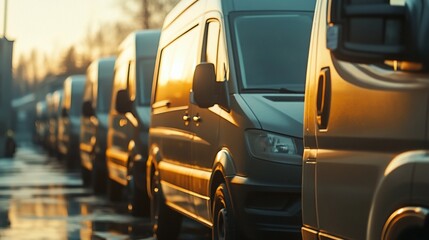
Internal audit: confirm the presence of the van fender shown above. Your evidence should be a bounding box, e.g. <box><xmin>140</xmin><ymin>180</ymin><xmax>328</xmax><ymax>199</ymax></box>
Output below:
<box><xmin>366</xmin><ymin>151</ymin><xmax>428</xmax><ymax>240</ymax></box>
<box><xmin>209</xmin><ymin>148</ymin><xmax>236</xmax><ymax>202</ymax></box>
<box><xmin>211</xmin><ymin>148</ymin><xmax>236</xmax><ymax>177</ymax></box>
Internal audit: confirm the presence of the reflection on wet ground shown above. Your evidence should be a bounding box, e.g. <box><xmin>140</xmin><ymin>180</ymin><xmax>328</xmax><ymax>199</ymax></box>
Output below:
<box><xmin>0</xmin><ymin>146</ymin><xmax>211</xmax><ymax>240</ymax></box>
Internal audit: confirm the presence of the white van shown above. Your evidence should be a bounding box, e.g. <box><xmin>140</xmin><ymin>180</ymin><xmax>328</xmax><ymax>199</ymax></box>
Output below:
<box><xmin>148</xmin><ymin>0</ymin><xmax>316</xmax><ymax>239</ymax></box>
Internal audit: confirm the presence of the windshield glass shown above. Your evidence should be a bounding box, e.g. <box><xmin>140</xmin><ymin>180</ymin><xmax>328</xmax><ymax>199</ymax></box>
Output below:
<box><xmin>137</xmin><ymin>58</ymin><xmax>156</xmax><ymax>105</ymax></box>
<box><xmin>232</xmin><ymin>12</ymin><xmax>313</xmax><ymax>93</ymax></box>
<box><xmin>70</xmin><ymin>81</ymin><xmax>84</xmax><ymax>116</ymax></box>
<box><xmin>97</xmin><ymin>78</ymin><xmax>113</xmax><ymax>113</ymax></box>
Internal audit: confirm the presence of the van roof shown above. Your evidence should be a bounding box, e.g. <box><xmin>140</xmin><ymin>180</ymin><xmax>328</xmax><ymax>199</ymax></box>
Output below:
<box><xmin>118</xmin><ymin>30</ymin><xmax>161</xmax><ymax>59</ymax></box>
<box><xmin>163</xmin><ymin>0</ymin><xmax>315</xmax><ymax>29</ymax></box>
<box><xmin>96</xmin><ymin>57</ymin><xmax>115</xmax><ymax>83</ymax></box>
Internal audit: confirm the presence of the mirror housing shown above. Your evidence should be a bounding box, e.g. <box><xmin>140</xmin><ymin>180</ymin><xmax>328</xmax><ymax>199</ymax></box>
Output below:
<box><xmin>328</xmin><ymin>0</ymin><xmax>428</xmax><ymax>67</ymax></box>
<box><xmin>192</xmin><ymin>63</ymin><xmax>229</xmax><ymax>110</ymax></box>
<box><xmin>115</xmin><ymin>89</ymin><xmax>132</xmax><ymax>114</ymax></box>
<box><xmin>82</xmin><ymin>101</ymin><xmax>94</xmax><ymax>117</ymax></box>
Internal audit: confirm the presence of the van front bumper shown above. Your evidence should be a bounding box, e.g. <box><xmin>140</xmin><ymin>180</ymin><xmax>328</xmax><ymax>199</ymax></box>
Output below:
<box><xmin>227</xmin><ymin>175</ymin><xmax>302</xmax><ymax>239</ymax></box>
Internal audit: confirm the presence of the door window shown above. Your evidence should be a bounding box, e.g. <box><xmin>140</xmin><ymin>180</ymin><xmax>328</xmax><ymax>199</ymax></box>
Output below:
<box><xmin>154</xmin><ymin>26</ymin><xmax>200</xmax><ymax>108</ymax></box>
<box><xmin>128</xmin><ymin>61</ymin><xmax>136</xmax><ymax>101</ymax></box>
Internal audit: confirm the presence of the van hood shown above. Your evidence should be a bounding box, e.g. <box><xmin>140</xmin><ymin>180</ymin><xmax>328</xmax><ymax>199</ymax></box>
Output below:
<box><xmin>241</xmin><ymin>94</ymin><xmax>304</xmax><ymax>138</ymax></box>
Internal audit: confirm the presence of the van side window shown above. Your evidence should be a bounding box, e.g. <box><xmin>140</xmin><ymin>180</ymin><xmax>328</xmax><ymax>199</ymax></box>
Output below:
<box><xmin>112</xmin><ymin>60</ymin><xmax>131</xmax><ymax>111</ymax></box>
<box><xmin>113</xmin><ymin>61</ymin><xmax>129</xmax><ymax>91</ymax></box>
<box><xmin>154</xmin><ymin>26</ymin><xmax>199</xmax><ymax>108</ymax></box>
<box><xmin>83</xmin><ymin>73</ymin><xmax>94</xmax><ymax>104</ymax></box>
<box><xmin>204</xmin><ymin>20</ymin><xmax>227</xmax><ymax>82</ymax></box>
<box><xmin>204</xmin><ymin>20</ymin><xmax>220</xmax><ymax>67</ymax></box>
<box><xmin>128</xmin><ymin>61</ymin><xmax>136</xmax><ymax>101</ymax></box>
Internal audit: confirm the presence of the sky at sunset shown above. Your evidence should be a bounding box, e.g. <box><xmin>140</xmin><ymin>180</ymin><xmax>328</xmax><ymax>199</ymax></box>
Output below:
<box><xmin>0</xmin><ymin>0</ymin><xmax>406</xmax><ymax>69</ymax></box>
<box><xmin>0</xmin><ymin>0</ymin><xmax>122</xmax><ymax>66</ymax></box>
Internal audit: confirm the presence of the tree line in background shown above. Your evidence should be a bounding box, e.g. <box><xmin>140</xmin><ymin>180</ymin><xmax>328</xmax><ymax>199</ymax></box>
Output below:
<box><xmin>12</xmin><ymin>0</ymin><xmax>179</xmax><ymax>97</ymax></box>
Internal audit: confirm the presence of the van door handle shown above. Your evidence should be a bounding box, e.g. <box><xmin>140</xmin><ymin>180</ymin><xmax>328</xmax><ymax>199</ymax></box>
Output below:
<box><xmin>192</xmin><ymin>114</ymin><xmax>201</xmax><ymax>123</ymax></box>
<box><xmin>316</xmin><ymin>68</ymin><xmax>331</xmax><ymax>130</ymax></box>
<box><xmin>183</xmin><ymin>114</ymin><xmax>191</xmax><ymax>122</ymax></box>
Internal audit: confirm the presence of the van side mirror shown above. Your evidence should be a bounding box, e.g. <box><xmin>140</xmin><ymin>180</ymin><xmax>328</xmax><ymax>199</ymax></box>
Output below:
<box><xmin>115</xmin><ymin>89</ymin><xmax>132</xmax><ymax>114</ymax></box>
<box><xmin>193</xmin><ymin>63</ymin><xmax>217</xmax><ymax>108</ymax></box>
<box><xmin>193</xmin><ymin>63</ymin><xmax>230</xmax><ymax>110</ymax></box>
<box><xmin>82</xmin><ymin>101</ymin><xmax>94</xmax><ymax>117</ymax></box>
<box><xmin>328</xmin><ymin>0</ymin><xmax>428</xmax><ymax>67</ymax></box>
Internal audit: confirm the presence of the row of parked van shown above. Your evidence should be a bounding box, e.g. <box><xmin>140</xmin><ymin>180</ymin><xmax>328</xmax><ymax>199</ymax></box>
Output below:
<box><xmin>35</xmin><ymin>29</ymin><xmax>161</xmax><ymax>216</ymax></box>
<box><xmin>34</xmin><ymin>0</ymin><xmax>429</xmax><ymax>239</ymax></box>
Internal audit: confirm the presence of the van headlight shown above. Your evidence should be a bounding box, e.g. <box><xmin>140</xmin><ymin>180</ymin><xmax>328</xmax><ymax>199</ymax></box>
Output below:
<box><xmin>245</xmin><ymin>129</ymin><xmax>302</xmax><ymax>164</ymax></box>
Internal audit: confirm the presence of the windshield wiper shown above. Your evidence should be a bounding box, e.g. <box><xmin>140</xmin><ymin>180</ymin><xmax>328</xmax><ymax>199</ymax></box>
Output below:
<box><xmin>245</xmin><ymin>88</ymin><xmax>304</xmax><ymax>94</ymax></box>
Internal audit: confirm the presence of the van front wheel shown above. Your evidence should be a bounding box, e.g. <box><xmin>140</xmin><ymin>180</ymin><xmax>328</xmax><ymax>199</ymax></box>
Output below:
<box><xmin>213</xmin><ymin>183</ymin><xmax>236</xmax><ymax>240</ymax></box>
<box><xmin>127</xmin><ymin>161</ymin><xmax>149</xmax><ymax>217</ymax></box>
<box><xmin>81</xmin><ymin>167</ymin><xmax>91</xmax><ymax>187</ymax></box>
<box><xmin>107</xmin><ymin>177</ymin><xmax>123</xmax><ymax>202</ymax></box>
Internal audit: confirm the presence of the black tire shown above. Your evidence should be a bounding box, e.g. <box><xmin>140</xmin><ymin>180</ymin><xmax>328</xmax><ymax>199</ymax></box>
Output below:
<box><xmin>213</xmin><ymin>183</ymin><xmax>236</xmax><ymax>240</ymax></box>
<box><xmin>398</xmin><ymin>226</ymin><xmax>429</xmax><ymax>240</ymax></box>
<box><xmin>107</xmin><ymin>177</ymin><xmax>123</xmax><ymax>202</ymax></box>
<box><xmin>91</xmin><ymin>154</ymin><xmax>107</xmax><ymax>195</ymax></box>
<box><xmin>151</xmin><ymin>169</ymin><xmax>182</xmax><ymax>240</ymax></box>
<box><xmin>81</xmin><ymin>167</ymin><xmax>91</xmax><ymax>187</ymax></box>
<box><xmin>5</xmin><ymin>137</ymin><xmax>16</xmax><ymax>158</ymax></box>
<box><xmin>127</xmin><ymin>162</ymin><xmax>150</xmax><ymax>217</ymax></box>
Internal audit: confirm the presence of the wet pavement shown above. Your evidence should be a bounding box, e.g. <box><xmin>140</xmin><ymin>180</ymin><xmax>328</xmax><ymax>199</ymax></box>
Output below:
<box><xmin>0</xmin><ymin>145</ymin><xmax>211</xmax><ymax>240</ymax></box>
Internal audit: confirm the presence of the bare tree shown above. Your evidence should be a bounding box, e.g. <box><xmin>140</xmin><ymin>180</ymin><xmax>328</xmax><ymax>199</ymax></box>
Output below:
<box><xmin>59</xmin><ymin>46</ymin><xmax>89</xmax><ymax>75</ymax></box>
<box><xmin>81</xmin><ymin>21</ymin><xmax>135</xmax><ymax>61</ymax></box>
<box><xmin>117</xmin><ymin>0</ymin><xmax>179</xmax><ymax>29</ymax></box>
<box><xmin>13</xmin><ymin>55</ymin><xmax>29</xmax><ymax>96</ymax></box>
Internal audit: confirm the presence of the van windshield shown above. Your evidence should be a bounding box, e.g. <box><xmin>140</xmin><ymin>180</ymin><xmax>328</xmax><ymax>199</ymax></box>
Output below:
<box><xmin>97</xmin><ymin>78</ymin><xmax>113</xmax><ymax>113</ymax></box>
<box><xmin>70</xmin><ymin>81</ymin><xmax>84</xmax><ymax>116</ymax></box>
<box><xmin>232</xmin><ymin>12</ymin><xmax>313</xmax><ymax>93</ymax></box>
<box><xmin>137</xmin><ymin>58</ymin><xmax>156</xmax><ymax>106</ymax></box>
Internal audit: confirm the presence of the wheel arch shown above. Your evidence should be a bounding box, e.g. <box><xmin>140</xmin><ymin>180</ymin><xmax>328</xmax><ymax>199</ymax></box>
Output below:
<box><xmin>381</xmin><ymin>207</ymin><xmax>429</xmax><ymax>240</ymax></box>
<box><xmin>146</xmin><ymin>144</ymin><xmax>161</xmax><ymax>199</ymax></box>
<box><xmin>209</xmin><ymin>148</ymin><xmax>236</xmax><ymax>217</ymax></box>
<box><xmin>367</xmin><ymin>150</ymin><xmax>428</xmax><ymax>240</ymax></box>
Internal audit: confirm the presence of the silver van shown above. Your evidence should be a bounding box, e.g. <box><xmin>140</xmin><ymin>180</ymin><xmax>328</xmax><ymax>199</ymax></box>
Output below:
<box><xmin>148</xmin><ymin>0</ymin><xmax>315</xmax><ymax>239</ymax></box>
<box><xmin>57</xmin><ymin>75</ymin><xmax>85</xmax><ymax>167</ymax></box>
<box><xmin>105</xmin><ymin>30</ymin><xmax>160</xmax><ymax>216</ymax></box>
<box><xmin>80</xmin><ymin>57</ymin><xmax>115</xmax><ymax>192</ymax></box>
<box><xmin>302</xmin><ymin>0</ymin><xmax>429</xmax><ymax>240</ymax></box>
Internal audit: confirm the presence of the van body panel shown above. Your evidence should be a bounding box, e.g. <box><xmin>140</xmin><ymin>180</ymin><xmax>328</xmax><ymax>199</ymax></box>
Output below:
<box><xmin>303</xmin><ymin>0</ymin><xmax>429</xmax><ymax>240</ymax></box>
<box><xmin>150</xmin><ymin>0</ymin><xmax>316</xmax><ymax>238</ymax></box>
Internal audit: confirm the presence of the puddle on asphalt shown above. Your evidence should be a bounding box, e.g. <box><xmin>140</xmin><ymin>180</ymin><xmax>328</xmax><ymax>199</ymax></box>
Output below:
<box><xmin>0</xmin><ymin>186</ymin><xmax>154</xmax><ymax>240</ymax></box>
<box><xmin>0</xmin><ymin>147</ymin><xmax>210</xmax><ymax>240</ymax></box>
